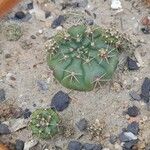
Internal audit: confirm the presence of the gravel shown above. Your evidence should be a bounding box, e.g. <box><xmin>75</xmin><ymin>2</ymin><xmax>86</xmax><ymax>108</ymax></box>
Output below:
<box><xmin>127</xmin><ymin>122</ymin><xmax>139</xmax><ymax>135</ymax></box>
<box><xmin>51</xmin><ymin>91</ymin><xmax>70</xmax><ymax>111</ymax></box>
<box><xmin>15</xmin><ymin>11</ymin><xmax>26</xmax><ymax>19</ymax></box>
<box><xmin>27</xmin><ymin>2</ymin><xmax>33</xmax><ymax>10</ymax></box>
<box><xmin>16</xmin><ymin>140</ymin><xmax>24</xmax><ymax>150</ymax></box>
<box><xmin>68</xmin><ymin>141</ymin><xmax>82</xmax><ymax>150</ymax></box>
<box><xmin>76</xmin><ymin>118</ymin><xmax>88</xmax><ymax>131</ymax></box>
<box><xmin>123</xmin><ymin>140</ymin><xmax>138</xmax><ymax>149</ymax></box>
<box><xmin>140</xmin><ymin>77</ymin><xmax>150</xmax><ymax>103</ymax></box>
<box><xmin>119</xmin><ymin>132</ymin><xmax>137</xmax><ymax>142</ymax></box>
<box><xmin>51</xmin><ymin>15</ymin><xmax>65</xmax><ymax>29</ymax></box>
<box><xmin>23</xmin><ymin>109</ymin><xmax>32</xmax><ymax>119</ymax></box>
<box><xmin>109</xmin><ymin>135</ymin><xmax>118</xmax><ymax>144</ymax></box>
<box><xmin>82</xmin><ymin>143</ymin><xmax>103</xmax><ymax>150</ymax></box>
<box><xmin>127</xmin><ymin>57</ymin><xmax>139</xmax><ymax>70</ymax></box>
<box><xmin>0</xmin><ymin>124</ymin><xmax>10</xmax><ymax>135</ymax></box>
<box><xmin>37</xmin><ymin>80</ymin><xmax>49</xmax><ymax>91</ymax></box>
<box><xmin>127</xmin><ymin>106</ymin><xmax>140</xmax><ymax>117</ymax></box>
<box><xmin>129</xmin><ymin>90</ymin><xmax>141</xmax><ymax>101</ymax></box>
<box><xmin>0</xmin><ymin>89</ymin><xmax>6</xmax><ymax>102</ymax></box>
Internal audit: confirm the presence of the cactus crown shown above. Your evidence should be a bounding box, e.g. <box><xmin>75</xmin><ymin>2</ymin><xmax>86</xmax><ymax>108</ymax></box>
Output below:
<box><xmin>29</xmin><ymin>108</ymin><xmax>61</xmax><ymax>139</ymax></box>
<box><xmin>46</xmin><ymin>24</ymin><xmax>128</xmax><ymax>91</ymax></box>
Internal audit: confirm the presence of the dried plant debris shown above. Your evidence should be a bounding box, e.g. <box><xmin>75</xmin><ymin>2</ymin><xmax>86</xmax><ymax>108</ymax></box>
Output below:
<box><xmin>0</xmin><ymin>103</ymin><xmax>23</xmax><ymax>120</ymax></box>
<box><xmin>62</xmin><ymin>123</ymin><xmax>75</xmax><ymax>138</ymax></box>
<box><xmin>88</xmin><ymin>119</ymin><xmax>105</xmax><ymax>140</ymax></box>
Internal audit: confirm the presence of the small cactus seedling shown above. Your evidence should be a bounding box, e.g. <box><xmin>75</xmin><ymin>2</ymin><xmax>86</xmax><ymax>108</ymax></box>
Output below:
<box><xmin>29</xmin><ymin>108</ymin><xmax>61</xmax><ymax>139</ymax></box>
<box><xmin>46</xmin><ymin>24</ymin><xmax>130</xmax><ymax>91</ymax></box>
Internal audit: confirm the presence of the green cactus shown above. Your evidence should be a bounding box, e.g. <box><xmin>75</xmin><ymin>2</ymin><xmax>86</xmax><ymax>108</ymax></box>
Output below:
<box><xmin>46</xmin><ymin>25</ymin><xmax>127</xmax><ymax>91</ymax></box>
<box><xmin>29</xmin><ymin>108</ymin><xmax>61</xmax><ymax>139</ymax></box>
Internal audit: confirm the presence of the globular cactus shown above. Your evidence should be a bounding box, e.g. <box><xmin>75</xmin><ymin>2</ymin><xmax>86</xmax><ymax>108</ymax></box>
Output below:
<box><xmin>46</xmin><ymin>24</ymin><xmax>127</xmax><ymax>91</ymax></box>
<box><xmin>29</xmin><ymin>108</ymin><xmax>61</xmax><ymax>139</ymax></box>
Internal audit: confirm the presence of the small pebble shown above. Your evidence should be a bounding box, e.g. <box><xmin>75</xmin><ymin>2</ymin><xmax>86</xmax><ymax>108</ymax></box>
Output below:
<box><xmin>85</xmin><ymin>19</ymin><xmax>94</xmax><ymax>25</ymax></box>
<box><xmin>5</xmin><ymin>54</ymin><xmax>11</xmax><ymax>58</ymax></box>
<box><xmin>51</xmin><ymin>91</ymin><xmax>70</xmax><ymax>111</ymax></box>
<box><xmin>141</xmin><ymin>27</ymin><xmax>150</xmax><ymax>34</ymax></box>
<box><xmin>109</xmin><ymin>135</ymin><xmax>118</xmax><ymax>144</ymax></box>
<box><xmin>15</xmin><ymin>11</ymin><xmax>26</xmax><ymax>19</ymax></box>
<box><xmin>76</xmin><ymin>118</ymin><xmax>88</xmax><ymax>131</ymax></box>
<box><xmin>127</xmin><ymin>122</ymin><xmax>139</xmax><ymax>135</ymax></box>
<box><xmin>27</xmin><ymin>2</ymin><xmax>33</xmax><ymax>10</ymax></box>
<box><xmin>76</xmin><ymin>0</ymin><xmax>88</xmax><ymax>8</ymax></box>
<box><xmin>0</xmin><ymin>89</ymin><xmax>6</xmax><ymax>102</ymax></box>
<box><xmin>129</xmin><ymin>90</ymin><xmax>141</xmax><ymax>101</ymax></box>
<box><xmin>31</xmin><ymin>35</ymin><xmax>36</xmax><ymax>39</ymax></box>
<box><xmin>51</xmin><ymin>15</ymin><xmax>65</xmax><ymax>29</ymax></box>
<box><xmin>45</xmin><ymin>11</ymin><xmax>51</xmax><ymax>19</ymax></box>
<box><xmin>127</xmin><ymin>57</ymin><xmax>139</xmax><ymax>70</ymax></box>
<box><xmin>16</xmin><ymin>140</ymin><xmax>24</xmax><ymax>150</ymax></box>
<box><xmin>23</xmin><ymin>109</ymin><xmax>31</xmax><ymax>119</ymax></box>
<box><xmin>0</xmin><ymin>124</ymin><xmax>10</xmax><ymax>134</ymax></box>
<box><xmin>37</xmin><ymin>80</ymin><xmax>49</xmax><ymax>91</ymax></box>
<box><xmin>83</xmin><ymin>143</ymin><xmax>103</xmax><ymax>150</ymax></box>
<box><xmin>119</xmin><ymin>132</ymin><xmax>137</xmax><ymax>142</ymax></box>
<box><xmin>68</xmin><ymin>141</ymin><xmax>82</xmax><ymax>150</ymax></box>
<box><xmin>140</xmin><ymin>77</ymin><xmax>150</xmax><ymax>103</ymax></box>
<box><xmin>33</xmin><ymin>103</ymin><xmax>36</xmax><ymax>107</ymax></box>
<box><xmin>127</xmin><ymin>106</ymin><xmax>140</xmax><ymax>117</ymax></box>
<box><xmin>38</xmin><ymin>29</ymin><xmax>43</xmax><ymax>34</ymax></box>
<box><xmin>123</xmin><ymin>140</ymin><xmax>138</xmax><ymax>149</ymax></box>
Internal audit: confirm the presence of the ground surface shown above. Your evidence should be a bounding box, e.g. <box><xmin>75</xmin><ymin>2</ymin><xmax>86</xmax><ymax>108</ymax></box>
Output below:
<box><xmin>0</xmin><ymin>0</ymin><xmax>150</xmax><ymax>150</ymax></box>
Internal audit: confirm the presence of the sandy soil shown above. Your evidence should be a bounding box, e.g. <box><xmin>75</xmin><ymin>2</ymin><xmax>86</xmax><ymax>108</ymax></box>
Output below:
<box><xmin>0</xmin><ymin>0</ymin><xmax>150</xmax><ymax>149</ymax></box>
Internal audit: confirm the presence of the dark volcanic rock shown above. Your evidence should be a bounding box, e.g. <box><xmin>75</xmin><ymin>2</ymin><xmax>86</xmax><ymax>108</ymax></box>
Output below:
<box><xmin>127</xmin><ymin>122</ymin><xmax>139</xmax><ymax>135</ymax></box>
<box><xmin>51</xmin><ymin>15</ymin><xmax>65</xmax><ymax>29</ymax></box>
<box><xmin>141</xmin><ymin>27</ymin><xmax>150</xmax><ymax>34</ymax></box>
<box><xmin>127</xmin><ymin>106</ymin><xmax>140</xmax><ymax>117</ymax></box>
<box><xmin>15</xmin><ymin>11</ymin><xmax>26</xmax><ymax>19</ymax></box>
<box><xmin>109</xmin><ymin>135</ymin><xmax>118</xmax><ymax>144</ymax></box>
<box><xmin>83</xmin><ymin>143</ymin><xmax>103</xmax><ymax>150</ymax></box>
<box><xmin>0</xmin><ymin>124</ymin><xmax>10</xmax><ymax>135</ymax></box>
<box><xmin>0</xmin><ymin>89</ymin><xmax>5</xmax><ymax>102</ymax></box>
<box><xmin>127</xmin><ymin>57</ymin><xmax>139</xmax><ymax>70</ymax></box>
<box><xmin>140</xmin><ymin>77</ymin><xmax>150</xmax><ymax>103</ymax></box>
<box><xmin>51</xmin><ymin>91</ymin><xmax>70</xmax><ymax>111</ymax></box>
<box><xmin>123</xmin><ymin>140</ymin><xmax>138</xmax><ymax>149</ymax></box>
<box><xmin>76</xmin><ymin>118</ymin><xmax>88</xmax><ymax>131</ymax></box>
<box><xmin>23</xmin><ymin>109</ymin><xmax>31</xmax><ymax>119</ymax></box>
<box><xmin>27</xmin><ymin>2</ymin><xmax>33</xmax><ymax>10</ymax></box>
<box><xmin>119</xmin><ymin>132</ymin><xmax>137</xmax><ymax>142</ymax></box>
<box><xmin>68</xmin><ymin>141</ymin><xmax>82</xmax><ymax>150</ymax></box>
<box><xmin>129</xmin><ymin>90</ymin><xmax>141</xmax><ymax>101</ymax></box>
<box><xmin>16</xmin><ymin>140</ymin><xmax>24</xmax><ymax>150</ymax></box>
